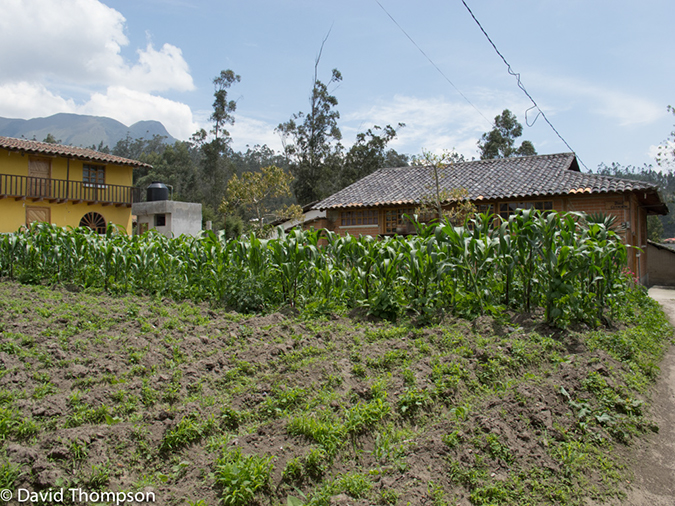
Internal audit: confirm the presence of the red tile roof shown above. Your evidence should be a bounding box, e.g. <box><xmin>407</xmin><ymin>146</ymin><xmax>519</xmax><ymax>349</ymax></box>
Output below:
<box><xmin>314</xmin><ymin>153</ymin><xmax>668</xmax><ymax>215</ymax></box>
<box><xmin>0</xmin><ymin>136</ymin><xmax>152</xmax><ymax>169</ymax></box>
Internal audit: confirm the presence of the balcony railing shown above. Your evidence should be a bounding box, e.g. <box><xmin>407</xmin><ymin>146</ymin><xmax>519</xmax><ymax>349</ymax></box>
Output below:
<box><xmin>0</xmin><ymin>174</ymin><xmax>141</xmax><ymax>207</ymax></box>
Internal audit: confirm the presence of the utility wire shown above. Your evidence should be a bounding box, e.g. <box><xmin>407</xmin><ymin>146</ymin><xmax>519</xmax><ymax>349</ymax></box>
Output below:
<box><xmin>374</xmin><ymin>0</ymin><xmax>494</xmax><ymax>129</ymax></box>
<box><xmin>460</xmin><ymin>0</ymin><xmax>588</xmax><ymax>170</ymax></box>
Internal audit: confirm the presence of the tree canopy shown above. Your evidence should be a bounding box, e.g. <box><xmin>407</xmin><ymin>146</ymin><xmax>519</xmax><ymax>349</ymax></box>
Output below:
<box><xmin>655</xmin><ymin>105</ymin><xmax>675</xmax><ymax>169</ymax></box>
<box><xmin>478</xmin><ymin>109</ymin><xmax>537</xmax><ymax>160</ymax></box>
<box><xmin>277</xmin><ymin>66</ymin><xmax>405</xmax><ymax>205</ymax></box>
<box><xmin>276</xmin><ymin>67</ymin><xmax>344</xmax><ymax>205</ymax></box>
<box><xmin>219</xmin><ymin>165</ymin><xmax>303</xmax><ymax>235</ymax></box>
<box><xmin>86</xmin><ymin>67</ymin><xmax>409</xmax><ymax>236</ymax></box>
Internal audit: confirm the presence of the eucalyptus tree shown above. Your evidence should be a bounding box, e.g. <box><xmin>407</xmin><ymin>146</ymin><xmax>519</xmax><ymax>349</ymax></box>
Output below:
<box><xmin>478</xmin><ymin>109</ymin><xmax>536</xmax><ymax>159</ymax></box>
<box><xmin>339</xmin><ymin>124</ymin><xmax>404</xmax><ymax>189</ymax></box>
<box><xmin>192</xmin><ymin>69</ymin><xmax>241</xmax><ymax>215</ymax></box>
<box><xmin>277</xmin><ymin>66</ymin><xmax>343</xmax><ymax>205</ymax></box>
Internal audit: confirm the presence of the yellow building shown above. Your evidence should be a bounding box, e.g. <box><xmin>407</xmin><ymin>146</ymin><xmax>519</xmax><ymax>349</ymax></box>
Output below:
<box><xmin>0</xmin><ymin>136</ymin><xmax>151</xmax><ymax>233</ymax></box>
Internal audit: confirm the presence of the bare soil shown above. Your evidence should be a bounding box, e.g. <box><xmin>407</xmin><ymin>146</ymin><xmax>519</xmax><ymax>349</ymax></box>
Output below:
<box><xmin>0</xmin><ymin>281</ymin><xmax>671</xmax><ymax>505</ymax></box>
<box><xmin>619</xmin><ymin>287</ymin><xmax>675</xmax><ymax>505</ymax></box>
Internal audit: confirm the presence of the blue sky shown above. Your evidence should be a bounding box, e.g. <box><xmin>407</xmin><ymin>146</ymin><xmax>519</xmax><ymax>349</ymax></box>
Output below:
<box><xmin>1</xmin><ymin>0</ymin><xmax>673</xmax><ymax>171</ymax></box>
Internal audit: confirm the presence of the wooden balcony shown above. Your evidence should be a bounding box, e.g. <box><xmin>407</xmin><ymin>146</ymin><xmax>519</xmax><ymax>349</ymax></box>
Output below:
<box><xmin>0</xmin><ymin>173</ymin><xmax>141</xmax><ymax>207</ymax></box>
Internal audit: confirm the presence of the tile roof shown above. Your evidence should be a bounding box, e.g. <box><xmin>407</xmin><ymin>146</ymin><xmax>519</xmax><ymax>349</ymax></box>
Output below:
<box><xmin>0</xmin><ymin>136</ymin><xmax>152</xmax><ymax>169</ymax></box>
<box><xmin>314</xmin><ymin>153</ymin><xmax>667</xmax><ymax>214</ymax></box>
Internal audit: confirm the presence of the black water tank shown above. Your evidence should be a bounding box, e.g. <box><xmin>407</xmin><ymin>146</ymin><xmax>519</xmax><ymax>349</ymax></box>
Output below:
<box><xmin>146</xmin><ymin>182</ymin><xmax>169</xmax><ymax>202</ymax></box>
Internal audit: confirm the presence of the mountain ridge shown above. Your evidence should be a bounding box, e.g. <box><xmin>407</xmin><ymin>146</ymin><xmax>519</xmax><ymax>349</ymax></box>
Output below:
<box><xmin>0</xmin><ymin>113</ymin><xmax>177</xmax><ymax>149</ymax></box>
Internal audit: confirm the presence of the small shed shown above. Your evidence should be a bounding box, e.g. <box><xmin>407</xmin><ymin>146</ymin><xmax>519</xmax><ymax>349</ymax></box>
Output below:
<box><xmin>132</xmin><ymin>182</ymin><xmax>202</xmax><ymax>238</ymax></box>
<box><xmin>647</xmin><ymin>240</ymin><xmax>675</xmax><ymax>287</ymax></box>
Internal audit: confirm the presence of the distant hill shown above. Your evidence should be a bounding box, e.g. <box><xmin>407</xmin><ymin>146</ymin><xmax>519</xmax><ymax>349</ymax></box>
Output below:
<box><xmin>0</xmin><ymin>113</ymin><xmax>177</xmax><ymax>149</ymax></box>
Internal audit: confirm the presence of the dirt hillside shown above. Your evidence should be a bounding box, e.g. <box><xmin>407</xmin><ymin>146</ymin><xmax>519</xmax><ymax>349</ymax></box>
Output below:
<box><xmin>619</xmin><ymin>287</ymin><xmax>675</xmax><ymax>505</ymax></box>
<box><xmin>0</xmin><ymin>281</ymin><xmax>671</xmax><ymax>505</ymax></box>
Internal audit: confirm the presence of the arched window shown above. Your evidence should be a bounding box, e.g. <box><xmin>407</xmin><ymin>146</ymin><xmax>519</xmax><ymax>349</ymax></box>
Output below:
<box><xmin>79</xmin><ymin>212</ymin><xmax>106</xmax><ymax>234</ymax></box>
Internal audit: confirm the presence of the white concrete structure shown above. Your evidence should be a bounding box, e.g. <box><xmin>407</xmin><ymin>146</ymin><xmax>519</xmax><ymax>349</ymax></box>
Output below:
<box><xmin>133</xmin><ymin>200</ymin><xmax>202</xmax><ymax>237</ymax></box>
<box><xmin>270</xmin><ymin>208</ymin><xmax>325</xmax><ymax>238</ymax></box>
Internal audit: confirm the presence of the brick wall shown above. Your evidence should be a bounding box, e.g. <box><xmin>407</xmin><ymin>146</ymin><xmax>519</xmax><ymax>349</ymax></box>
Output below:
<box><xmin>314</xmin><ymin>193</ymin><xmax>650</xmax><ymax>281</ymax></box>
<box><xmin>564</xmin><ymin>193</ymin><xmax>641</xmax><ymax>277</ymax></box>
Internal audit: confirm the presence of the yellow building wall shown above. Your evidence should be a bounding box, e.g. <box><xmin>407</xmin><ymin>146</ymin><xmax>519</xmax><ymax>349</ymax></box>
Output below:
<box><xmin>1</xmin><ymin>150</ymin><xmax>132</xmax><ymax>186</ymax></box>
<box><xmin>0</xmin><ymin>148</ymin><xmax>134</xmax><ymax>233</ymax></box>
<box><xmin>1</xmin><ymin>149</ymin><xmax>31</xmax><ymax>176</ymax></box>
<box><xmin>0</xmin><ymin>201</ymin><xmax>133</xmax><ymax>233</ymax></box>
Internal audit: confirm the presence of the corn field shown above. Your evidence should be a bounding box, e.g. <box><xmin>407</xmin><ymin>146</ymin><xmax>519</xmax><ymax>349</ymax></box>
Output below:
<box><xmin>0</xmin><ymin>210</ymin><xmax>631</xmax><ymax>326</ymax></box>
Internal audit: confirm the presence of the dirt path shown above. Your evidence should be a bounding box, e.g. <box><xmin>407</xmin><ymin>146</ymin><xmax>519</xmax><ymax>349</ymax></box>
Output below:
<box><xmin>620</xmin><ymin>287</ymin><xmax>675</xmax><ymax>505</ymax></box>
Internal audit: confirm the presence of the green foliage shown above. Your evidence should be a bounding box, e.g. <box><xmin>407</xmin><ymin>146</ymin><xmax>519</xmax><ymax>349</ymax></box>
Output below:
<box><xmin>219</xmin><ymin>165</ymin><xmax>303</xmax><ymax>236</ymax></box>
<box><xmin>277</xmin><ymin>66</ymin><xmax>343</xmax><ymax>204</ymax></box>
<box><xmin>344</xmin><ymin>398</ymin><xmax>390</xmax><ymax>436</ymax></box>
<box><xmin>0</xmin><ymin>209</ymin><xmax>635</xmax><ymax>328</ymax></box>
<box><xmin>647</xmin><ymin>214</ymin><xmax>664</xmax><ymax>242</ymax></box>
<box><xmin>478</xmin><ymin>109</ymin><xmax>537</xmax><ymax>159</ymax></box>
<box><xmin>340</xmin><ymin>124</ymin><xmax>403</xmax><ymax>188</ymax></box>
<box><xmin>303</xmin><ymin>447</ymin><xmax>329</xmax><ymax>480</ymax></box>
<box><xmin>160</xmin><ymin>415</ymin><xmax>215</xmax><ymax>453</ymax></box>
<box><xmin>281</xmin><ymin>458</ymin><xmax>303</xmax><ymax>484</ymax></box>
<box><xmin>336</xmin><ymin>472</ymin><xmax>372</xmax><ymax>498</ymax></box>
<box><xmin>0</xmin><ymin>461</ymin><xmax>22</xmax><ymax>489</ymax></box>
<box><xmin>397</xmin><ymin>388</ymin><xmax>432</xmax><ymax>417</ymax></box>
<box><xmin>213</xmin><ymin>448</ymin><xmax>273</xmax><ymax>506</ymax></box>
<box><xmin>86</xmin><ymin>461</ymin><xmax>111</xmax><ymax>489</ymax></box>
<box><xmin>276</xmin><ymin>63</ymin><xmax>402</xmax><ymax>204</ymax></box>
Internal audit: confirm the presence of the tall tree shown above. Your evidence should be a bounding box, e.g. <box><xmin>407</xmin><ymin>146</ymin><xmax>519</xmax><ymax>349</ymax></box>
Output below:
<box><xmin>656</xmin><ymin>105</ymin><xmax>675</xmax><ymax>169</ymax></box>
<box><xmin>383</xmin><ymin>149</ymin><xmax>410</xmax><ymax>169</ymax></box>
<box><xmin>219</xmin><ymin>165</ymin><xmax>303</xmax><ymax>235</ymax></box>
<box><xmin>211</xmin><ymin>70</ymin><xmax>241</xmax><ymax>145</ymax></box>
<box><xmin>231</xmin><ymin>144</ymin><xmax>289</xmax><ymax>176</ymax></box>
<box><xmin>277</xmin><ymin>64</ymin><xmax>343</xmax><ymax>205</ymax></box>
<box><xmin>134</xmin><ymin>141</ymin><xmax>199</xmax><ymax>203</ymax></box>
<box><xmin>42</xmin><ymin>133</ymin><xmax>61</xmax><ymax>144</ymax></box>
<box><xmin>478</xmin><ymin>109</ymin><xmax>536</xmax><ymax>159</ymax></box>
<box><xmin>412</xmin><ymin>150</ymin><xmax>471</xmax><ymax>223</ymax></box>
<box><xmin>114</xmin><ymin>133</ymin><xmax>167</xmax><ymax>161</ymax></box>
<box><xmin>339</xmin><ymin>124</ymin><xmax>403</xmax><ymax>189</ymax></box>
<box><xmin>192</xmin><ymin>69</ymin><xmax>240</xmax><ymax>213</ymax></box>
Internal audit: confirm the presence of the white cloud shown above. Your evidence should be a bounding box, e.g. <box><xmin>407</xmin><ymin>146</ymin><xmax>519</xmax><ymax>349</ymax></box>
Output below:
<box><xmin>0</xmin><ymin>0</ymin><xmax>196</xmax><ymax>137</ymax></box>
<box><xmin>82</xmin><ymin>87</ymin><xmax>198</xmax><ymax>139</ymax></box>
<box><xmin>0</xmin><ymin>0</ymin><xmax>193</xmax><ymax>92</ymax></box>
<box><xmin>124</xmin><ymin>43</ymin><xmax>194</xmax><ymax>92</ymax></box>
<box><xmin>0</xmin><ymin>0</ymin><xmax>128</xmax><ymax>84</ymax></box>
<box><xmin>0</xmin><ymin>82</ymin><xmax>76</xmax><ymax>118</ymax></box>
<box><xmin>344</xmin><ymin>94</ymin><xmax>530</xmax><ymax>158</ymax></box>
<box><xmin>527</xmin><ymin>74</ymin><xmax>663</xmax><ymax>127</ymax></box>
<box><xmin>648</xmin><ymin>140</ymin><xmax>675</xmax><ymax>169</ymax></box>
<box><xmin>0</xmin><ymin>82</ymin><xmax>197</xmax><ymax>140</ymax></box>
<box><xmin>228</xmin><ymin>117</ymin><xmax>284</xmax><ymax>153</ymax></box>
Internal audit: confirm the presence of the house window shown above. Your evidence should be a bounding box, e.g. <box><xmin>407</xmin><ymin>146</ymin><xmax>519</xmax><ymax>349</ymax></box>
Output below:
<box><xmin>28</xmin><ymin>158</ymin><xmax>51</xmax><ymax>197</ymax></box>
<box><xmin>83</xmin><ymin>164</ymin><xmax>105</xmax><ymax>186</ymax></box>
<box><xmin>477</xmin><ymin>203</ymin><xmax>494</xmax><ymax>215</ymax></box>
<box><xmin>499</xmin><ymin>201</ymin><xmax>553</xmax><ymax>219</ymax></box>
<box><xmin>80</xmin><ymin>212</ymin><xmax>106</xmax><ymax>234</ymax></box>
<box><xmin>26</xmin><ymin>207</ymin><xmax>51</xmax><ymax>226</ymax></box>
<box><xmin>384</xmin><ymin>208</ymin><xmax>415</xmax><ymax>234</ymax></box>
<box><xmin>340</xmin><ymin>209</ymin><xmax>378</xmax><ymax>227</ymax></box>
<box><xmin>154</xmin><ymin>214</ymin><xmax>166</xmax><ymax>227</ymax></box>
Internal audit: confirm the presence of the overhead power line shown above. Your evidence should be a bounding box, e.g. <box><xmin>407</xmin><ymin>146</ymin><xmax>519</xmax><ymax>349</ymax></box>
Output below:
<box><xmin>460</xmin><ymin>0</ymin><xmax>588</xmax><ymax>170</ymax></box>
<box><xmin>374</xmin><ymin>0</ymin><xmax>494</xmax><ymax>129</ymax></box>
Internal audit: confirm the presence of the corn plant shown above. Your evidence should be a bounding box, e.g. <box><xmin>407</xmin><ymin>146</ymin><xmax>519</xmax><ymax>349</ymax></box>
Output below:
<box><xmin>0</xmin><ymin>209</ymin><xmax>632</xmax><ymax>327</ymax></box>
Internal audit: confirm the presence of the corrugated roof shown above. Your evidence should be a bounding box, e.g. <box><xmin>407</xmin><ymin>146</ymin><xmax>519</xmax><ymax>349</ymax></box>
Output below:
<box><xmin>0</xmin><ymin>136</ymin><xmax>152</xmax><ymax>169</ymax></box>
<box><xmin>314</xmin><ymin>153</ymin><xmax>667</xmax><ymax>214</ymax></box>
